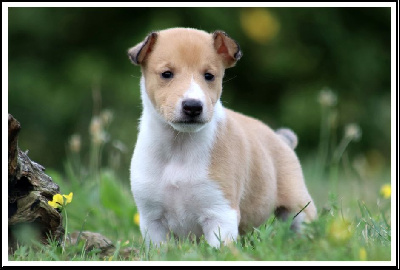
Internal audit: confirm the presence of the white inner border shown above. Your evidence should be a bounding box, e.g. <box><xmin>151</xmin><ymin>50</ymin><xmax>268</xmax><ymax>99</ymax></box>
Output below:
<box><xmin>2</xmin><ymin>2</ymin><xmax>397</xmax><ymax>267</ymax></box>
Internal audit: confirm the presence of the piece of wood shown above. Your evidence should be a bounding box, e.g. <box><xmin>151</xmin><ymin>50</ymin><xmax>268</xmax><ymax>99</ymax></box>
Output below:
<box><xmin>69</xmin><ymin>231</ymin><xmax>139</xmax><ymax>259</ymax></box>
<box><xmin>8</xmin><ymin>114</ymin><xmax>64</xmax><ymax>253</ymax></box>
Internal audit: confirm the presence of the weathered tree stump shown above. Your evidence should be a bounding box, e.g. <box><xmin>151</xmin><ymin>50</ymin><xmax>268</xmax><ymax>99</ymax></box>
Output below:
<box><xmin>8</xmin><ymin>114</ymin><xmax>64</xmax><ymax>253</ymax></box>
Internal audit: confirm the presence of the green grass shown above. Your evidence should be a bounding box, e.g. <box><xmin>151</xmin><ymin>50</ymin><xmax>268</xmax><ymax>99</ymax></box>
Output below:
<box><xmin>8</xmin><ymin>158</ymin><xmax>392</xmax><ymax>263</ymax></box>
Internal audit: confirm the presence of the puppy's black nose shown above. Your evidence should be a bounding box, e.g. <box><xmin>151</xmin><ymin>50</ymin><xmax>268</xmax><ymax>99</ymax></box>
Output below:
<box><xmin>182</xmin><ymin>99</ymin><xmax>203</xmax><ymax>117</ymax></box>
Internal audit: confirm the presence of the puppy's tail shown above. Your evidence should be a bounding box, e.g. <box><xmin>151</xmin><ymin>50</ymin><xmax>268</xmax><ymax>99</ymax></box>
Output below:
<box><xmin>276</xmin><ymin>128</ymin><xmax>298</xmax><ymax>150</ymax></box>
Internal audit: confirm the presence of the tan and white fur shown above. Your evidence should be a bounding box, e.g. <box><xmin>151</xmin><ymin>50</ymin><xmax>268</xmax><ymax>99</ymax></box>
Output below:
<box><xmin>128</xmin><ymin>27</ymin><xmax>317</xmax><ymax>248</ymax></box>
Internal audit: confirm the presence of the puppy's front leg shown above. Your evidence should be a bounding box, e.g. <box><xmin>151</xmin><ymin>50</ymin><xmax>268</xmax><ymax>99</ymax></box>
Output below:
<box><xmin>199</xmin><ymin>209</ymin><xmax>239</xmax><ymax>248</ymax></box>
<box><xmin>140</xmin><ymin>216</ymin><xmax>169</xmax><ymax>248</ymax></box>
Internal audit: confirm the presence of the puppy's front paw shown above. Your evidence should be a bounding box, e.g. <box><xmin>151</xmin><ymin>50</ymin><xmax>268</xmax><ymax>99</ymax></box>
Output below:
<box><xmin>203</xmin><ymin>223</ymin><xmax>238</xmax><ymax>248</ymax></box>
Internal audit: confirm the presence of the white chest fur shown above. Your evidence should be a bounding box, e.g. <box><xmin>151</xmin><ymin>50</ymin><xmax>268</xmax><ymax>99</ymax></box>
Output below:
<box><xmin>130</xmin><ymin>79</ymin><xmax>238</xmax><ymax>248</ymax></box>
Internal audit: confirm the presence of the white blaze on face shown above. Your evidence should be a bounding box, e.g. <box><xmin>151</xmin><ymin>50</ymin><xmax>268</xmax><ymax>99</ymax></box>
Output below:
<box><xmin>176</xmin><ymin>77</ymin><xmax>207</xmax><ymax>117</ymax></box>
<box><xmin>169</xmin><ymin>77</ymin><xmax>210</xmax><ymax>133</ymax></box>
<box><xmin>184</xmin><ymin>78</ymin><xmax>206</xmax><ymax>102</ymax></box>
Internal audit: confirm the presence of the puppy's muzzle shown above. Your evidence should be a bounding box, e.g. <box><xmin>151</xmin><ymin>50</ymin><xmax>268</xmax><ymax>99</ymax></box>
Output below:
<box><xmin>182</xmin><ymin>99</ymin><xmax>203</xmax><ymax>118</ymax></box>
<box><xmin>170</xmin><ymin>98</ymin><xmax>207</xmax><ymax>132</ymax></box>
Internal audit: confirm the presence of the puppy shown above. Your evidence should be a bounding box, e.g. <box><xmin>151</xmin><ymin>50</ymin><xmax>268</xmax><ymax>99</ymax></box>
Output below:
<box><xmin>128</xmin><ymin>27</ymin><xmax>317</xmax><ymax>248</ymax></box>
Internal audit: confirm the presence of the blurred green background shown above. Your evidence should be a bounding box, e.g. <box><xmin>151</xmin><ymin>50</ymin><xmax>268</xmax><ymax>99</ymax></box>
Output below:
<box><xmin>8</xmin><ymin>7</ymin><xmax>391</xmax><ymax>182</ymax></box>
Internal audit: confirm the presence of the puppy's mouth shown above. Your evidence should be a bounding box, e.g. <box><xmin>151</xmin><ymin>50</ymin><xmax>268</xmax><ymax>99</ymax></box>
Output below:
<box><xmin>174</xmin><ymin>119</ymin><xmax>207</xmax><ymax>125</ymax></box>
<box><xmin>169</xmin><ymin>119</ymin><xmax>207</xmax><ymax>132</ymax></box>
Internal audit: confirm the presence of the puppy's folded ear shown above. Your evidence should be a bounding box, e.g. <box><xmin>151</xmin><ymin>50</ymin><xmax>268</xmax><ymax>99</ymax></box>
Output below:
<box><xmin>213</xmin><ymin>31</ymin><xmax>242</xmax><ymax>68</ymax></box>
<box><xmin>128</xmin><ymin>32</ymin><xmax>158</xmax><ymax>65</ymax></box>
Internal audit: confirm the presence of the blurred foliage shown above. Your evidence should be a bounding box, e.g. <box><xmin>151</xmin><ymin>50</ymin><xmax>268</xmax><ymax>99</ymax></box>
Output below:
<box><xmin>8</xmin><ymin>7</ymin><xmax>391</xmax><ymax>182</ymax></box>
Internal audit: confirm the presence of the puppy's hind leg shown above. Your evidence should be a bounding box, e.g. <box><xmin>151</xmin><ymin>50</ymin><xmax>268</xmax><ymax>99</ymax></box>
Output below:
<box><xmin>275</xmin><ymin>159</ymin><xmax>317</xmax><ymax>230</ymax></box>
<box><xmin>274</xmin><ymin>206</ymin><xmax>301</xmax><ymax>231</ymax></box>
<box><xmin>274</xmin><ymin>203</ymin><xmax>314</xmax><ymax>232</ymax></box>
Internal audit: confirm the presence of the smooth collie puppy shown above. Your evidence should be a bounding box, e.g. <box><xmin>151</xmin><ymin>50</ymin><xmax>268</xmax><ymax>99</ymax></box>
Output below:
<box><xmin>128</xmin><ymin>27</ymin><xmax>317</xmax><ymax>248</ymax></box>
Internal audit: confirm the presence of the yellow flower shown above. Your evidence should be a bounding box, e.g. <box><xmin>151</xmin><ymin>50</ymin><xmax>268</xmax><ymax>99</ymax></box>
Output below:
<box><xmin>48</xmin><ymin>194</ymin><xmax>64</xmax><ymax>209</ymax></box>
<box><xmin>326</xmin><ymin>218</ymin><xmax>353</xmax><ymax>245</ymax></box>
<box><xmin>359</xmin><ymin>247</ymin><xmax>367</xmax><ymax>261</ymax></box>
<box><xmin>240</xmin><ymin>8</ymin><xmax>280</xmax><ymax>44</ymax></box>
<box><xmin>48</xmin><ymin>192</ymin><xmax>73</xmax><ymax>209</ymax></box>
<box><xmin>134</xmin><ymin>213</ymin><xmax>140</xmax><ymax>226</ymax></box>
<box><xmin>380</xmin><ymin>184</ymin><xmax>391</xmax><ymax>199</ymax></box>
<box><xmin>63</xmin><ymin>192</ymin><xmax>73</xmax><ymax>205</ymax></box>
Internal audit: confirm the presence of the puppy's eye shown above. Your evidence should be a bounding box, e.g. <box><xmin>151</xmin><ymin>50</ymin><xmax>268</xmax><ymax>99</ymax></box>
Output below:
<box><xmin>161</xmin><ymin>71</ymin><xmax>173</xmax><ymax>79</ymax></box>
<box><xmin>204</xmin><ymin>73</ymin><xmax>214</xmax><ymax>81</ymax></box>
